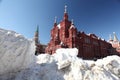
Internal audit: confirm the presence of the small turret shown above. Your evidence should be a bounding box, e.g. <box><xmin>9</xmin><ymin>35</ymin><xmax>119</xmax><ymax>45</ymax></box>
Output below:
<box><xmin>70</xmin><ymin>19</ymin><xmax>75</xmax><ymax>29</ymax></box>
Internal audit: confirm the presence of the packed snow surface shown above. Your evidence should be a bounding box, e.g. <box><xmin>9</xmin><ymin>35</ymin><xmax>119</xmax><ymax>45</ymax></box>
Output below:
<box><xmin>0</xmin><ymin>28</ymin><xmax>120</xmax><ymax>80</ymax></box>
<box><xmin>0</xmin><ymin>28</ymin><xmax>35</xmax><ymax>79</ymax></box>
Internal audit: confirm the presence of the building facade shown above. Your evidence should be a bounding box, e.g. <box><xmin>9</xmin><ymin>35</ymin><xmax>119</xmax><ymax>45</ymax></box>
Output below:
<box><xmin>45</xmin><ymin>6</ymin><xmax>117</xmax><ymax>59</ymax></box>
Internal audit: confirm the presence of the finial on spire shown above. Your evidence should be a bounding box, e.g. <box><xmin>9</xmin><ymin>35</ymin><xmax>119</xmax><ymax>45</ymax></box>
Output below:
<box><xmin>54</xmin><ymin>16</ymin><xmax>57</xmax><ymax>23</ymax></box>
<box><xmin>71</xmin><ymin>19</ymin><xmax>74</xmax><ymax>24</ymax></box>
<box><xmin>64</xmin><ymin>5</ymin><xmax>67</xmax><ymax>13</ymax></box>
<box><xmin>63</xmin><ymin>5</ymin><xmax>68</xmax><ymax>20</ymax></box>
<box><xmin>70</xmin><ymin>19</ymin><xmax>75</xmax><ymax>29</ymax></box>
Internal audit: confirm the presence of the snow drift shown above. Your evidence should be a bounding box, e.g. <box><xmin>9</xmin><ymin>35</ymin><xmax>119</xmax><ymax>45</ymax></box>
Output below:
<box><xmin>16</xmin><ymin>49</ymin><xmax>120</xmax><ymax>80</ymax></box>
<box><xmin>0</xmin><ymin>28</ymin><xmax>120</xmax><ymax>80</ymax></box>
<box><xmin>0</xmin><ymin>28</ymin><xmax>35</xmax><ymax>76</ymax></box>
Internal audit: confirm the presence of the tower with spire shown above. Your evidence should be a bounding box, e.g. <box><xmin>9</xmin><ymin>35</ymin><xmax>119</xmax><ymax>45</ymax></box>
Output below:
<box><xmin>109</xmin><ymin>32</ymin><xmax>120</xmax><ymax>47</ymax></box>
<box><xmin>108</xmin><ymin>32</ymin><xmax>120</xmax><ymax>53</ymax></box>
<box><xmin>45</xmin><ymin>5</ymin><xmax>116</xmax><ymax>59</ymax></box>
<box><xmin>34</xmin><ymin>25</ymin><xmax>39</xmax><ymax>45</ymax></box>
<box><xmin>34</xmin><ymin>25</ymin><xmax>46</xmax><ymax>55</ymax></box>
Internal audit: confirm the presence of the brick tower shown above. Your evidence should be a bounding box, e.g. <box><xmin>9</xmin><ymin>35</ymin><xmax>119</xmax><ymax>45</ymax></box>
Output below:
<box><xmin>34</xmin><ymin>25</ymin><xmax>39</xmax><ymax>45</ymax></box>
<box><xmin>34</xmin><ymin>25</ymin><xmax>47</xmax><ymax>55</ymax></box>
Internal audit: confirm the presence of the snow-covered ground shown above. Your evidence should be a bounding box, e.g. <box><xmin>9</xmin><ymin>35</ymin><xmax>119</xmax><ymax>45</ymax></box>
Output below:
<box><xmin>0</xmin><ymin>28</ymin><xmax>120</xmax><ymax>80</ymax></box>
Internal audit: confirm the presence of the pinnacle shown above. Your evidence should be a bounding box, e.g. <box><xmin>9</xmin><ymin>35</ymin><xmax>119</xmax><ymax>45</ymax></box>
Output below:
<box><xmin>36</xmin><ymin>25</ymin><xmax>39</xmax><ymax>33</ymax></box>
<box><xmin>71</xmin><ymin>19</ymin><xmax>74</xmax><ymax>25</ymax></box>
<box><xmin>113</xmin><ymin>32</ymin><xmax>119</xmax><ymax>41</ymax></box>
<box><xmin>64</xmin><ymin>5</ymin><xmax>67</xmax><ymax>13</ymax></box>
<box><xmin>54</xmin><ymin>16</ymin><xmax>57</xmax><ymax>23</ymax></box>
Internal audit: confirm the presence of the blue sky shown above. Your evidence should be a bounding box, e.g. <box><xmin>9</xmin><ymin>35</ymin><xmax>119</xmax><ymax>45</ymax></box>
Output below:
<box><xmin>0</xmin><ymin>0</ymin><xmax>120</xmax><ymax>44</ymax></box>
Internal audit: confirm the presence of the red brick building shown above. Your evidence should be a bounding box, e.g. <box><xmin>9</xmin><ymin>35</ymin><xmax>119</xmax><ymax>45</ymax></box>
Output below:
<box><xmin>45</xmin><ymin>6</ymin><xmax>117</xmax><ymax>59</ymax></box>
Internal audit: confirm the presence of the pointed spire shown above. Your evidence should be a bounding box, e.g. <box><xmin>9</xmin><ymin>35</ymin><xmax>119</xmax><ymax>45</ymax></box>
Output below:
<box><xmin>109</xmin><ymin>34</ymin><xmax>112</xmax><ymax>40</ymax></box>
<box><xmin>63</xmin><ymin>5</ymin><xmax>68</xmax><ymax>20</ymax></box>
<box><xmin>113</xmin><ymin>32</ymin><xmax>118</xmax><ymax>41</ymax></box>
<box><xmin>70</xmin><ymin>19</ymin><xmax>75</xmax><ymax>29</ymax></box>
<box><xmin>71</xmin><ymin>19</ymin><xmax>74</xmax><ymax>25</ymax></box>
<box><xmin>54</xmin><ymin>16</ymin><xmax>57</xmax><ymax>27</ymax></box>
<box><xmin>36</xmin><ymin>25</ymin><xmax>39</xmax><ymax>33</ymax></box>
<box><xmin>64</xmin><ymin>5</ymin><xmax>67</xmax><ymax>13</ymax></box>
<box><xmin>54</xmin><ymin>16</ymin><xmax>57</xmax><ymax>23</ymax></box>
<box><xmin>35</xmin><ymin>25</ymin><xmax>39</xmax><ymax>45</ymax></box>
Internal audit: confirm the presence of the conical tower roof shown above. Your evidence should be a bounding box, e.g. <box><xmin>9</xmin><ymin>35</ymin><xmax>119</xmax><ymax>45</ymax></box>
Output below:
<box><xmin>109</xmin><ymin>34</ymin><xmax>112</xmax><ymax>40</ymax></box>
<box><xmin>36</xmin><ymin>25</ymin><xmax>39</xmax><ymax>33</ymax></box>
<box><xmin>113</xmin><ymin>32</ymin><xmax>119</xmax><ymax>42</ymax></box>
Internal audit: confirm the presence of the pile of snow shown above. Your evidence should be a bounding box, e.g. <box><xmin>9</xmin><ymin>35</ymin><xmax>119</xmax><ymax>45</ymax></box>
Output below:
<box><xmin>16</xmin><ymin>48</ymin><xmax>120</xmax><ymax>80</ymax></box>
<box><xmin>0</xmin><ymin>28</ymin><xmax>120</xmax><ymax>80</ymax></box>
<box><xmin>0</xmin><ymin>28</ymin><xmax>36</xmax><ymax>78</ymax></box>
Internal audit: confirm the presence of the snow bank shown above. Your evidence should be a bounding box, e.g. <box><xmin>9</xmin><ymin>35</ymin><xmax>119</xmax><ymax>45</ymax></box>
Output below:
<box><xmin>0</xmin><ymin>28</ymin><xmax>120</xmax><ymax>80</ymax></box>
<box><xmin>55</xmin><ymin>48</ymin><xmax>78</xmax><ymax>61</ymax></box>
<box><xmin>16</xmin><ymin>48</ymin><xmax>120</xmax><ymax>80</ymax></box>
<box><xmin>0</xmin><ymin>28</ymin><xmax>35</xmax><ymax>76</ymax></box>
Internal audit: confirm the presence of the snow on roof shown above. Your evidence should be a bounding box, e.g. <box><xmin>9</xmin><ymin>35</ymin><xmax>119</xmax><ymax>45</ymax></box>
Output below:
<box><xmin>101</xmin><ymin>38</ymin><xmax>105</xmax><ymax>41</ymax></box>
<box><xmin>87</xmin><ymin>33</ymin><xmax>91</xmax><ymax>36</ymax></box>
<box><xmin>98</xmin><ymin>37</ymin><xmax>101</xmax><ymax>40</ymax></box>
<box><xmin>70</xmin><ymin>24</ymin><xmax>75</xmax><ymax>29</ymax></box>
<box><xmin>57</xmin><ymin>24</ymin><xmax>61</xmax><ymax>29</ymax></box>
